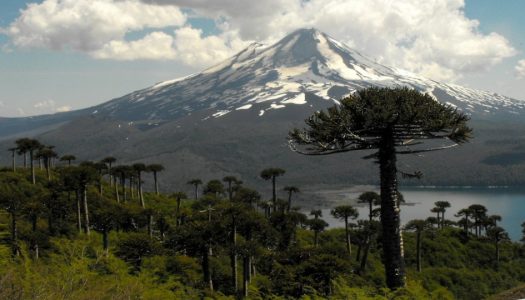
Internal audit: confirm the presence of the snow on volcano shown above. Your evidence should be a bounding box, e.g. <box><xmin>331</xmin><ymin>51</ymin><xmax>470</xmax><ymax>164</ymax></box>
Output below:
<box><xmin>95</xmin><ymin>28</ymin><xmax>525</xmax><ymax>121</ymax></box>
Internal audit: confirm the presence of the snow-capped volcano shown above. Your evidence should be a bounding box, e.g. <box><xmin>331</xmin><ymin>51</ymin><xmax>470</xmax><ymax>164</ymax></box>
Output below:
<box><xmin>95</xmin><ymin>28</ymin><xmax>524</xmax><ymax>121</ymax></box>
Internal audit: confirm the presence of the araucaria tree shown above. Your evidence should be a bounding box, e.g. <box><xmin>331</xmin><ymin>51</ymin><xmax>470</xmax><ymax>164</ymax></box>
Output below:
<box><xmin>331</xmin><ymin>205</ymin><xmax>358</xmax><ymax>255</ymax></box>
<box><xmin>147</xmin><ymin>164</ymin><xmax>164</xmax><ymax>195</ymax></box>
<box><xmin>260</xmin><ymin>168</ymin><xmax>286</xmax><ymax>212</ymax></box>
<box><xmin>288</xmin><ymin>87</ymin><xmax>471</xmax><ymax>289</ymax></box>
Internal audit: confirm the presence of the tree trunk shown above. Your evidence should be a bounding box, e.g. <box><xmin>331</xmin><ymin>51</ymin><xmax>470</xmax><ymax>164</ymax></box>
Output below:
<box><xmin>379</xmin><ymin>131</ymin><xmax>406</xmax><ymax>289</ymax></box>
<box><xmin>103</xmin><ymin>229</ymin><xmax>109</xmax><ymax>256</ymax></box>
<box><xmin>23</xmin><ymin>152</ymin><xmax>27</xmax><ymax>168</ymax></box>
<box><xmin>344</xmin><ymin>217</ymin><xmax>351</xmax><ymax>255</ymax></box>
<box><xmin>243</xmin><ymin>256</ymin><xmax>250</xmax><ymax>297</ymax></box>
<box><xmin>34</xmin><ymin>243</ymin><xmax>39</xmax><ymax>260</ymax></box>
<box><xmin>83</xmin><ymin>186</ymin><xmax>90</xmax><ymax>235</ymax></box>
<box><xmin>176</xmin><ymin>197</ymin><xmax>181</xmax><ymax>226</ymax></box>
<box><xmin>441</xmin><ymin>211</ymin><xmax>445</xmax><ymax>228</ymax></box>
<box><xmin>121</xmin><ymin>177</ymin><xmax>127</xmax><ymax>202</ymax></box>
<box><xmin>271</xmin><ymin>176</ymin><xmax>276</xmax><ymax>213</ymax></box>
<box><xmin>194</xmin><ymin>185</ymin><xmax>198</xmax><ymax>200</ymax></box>
<box><xmin>416</xmin><ymin>230</ymin><xmax>422</xmax><ymax>272</ymax></box>
<box><xmin>30</xmin><ymin>150</ymin><xmax>35</xmax><ymax>184</ymax></box>
<box><xmin>154</xmin><ymin>172</ymin><xmax>159</xmax><ymax>195</ymax></box>
<box><xmin>203</xmin><ymin>250</ymin><xmax>213</xmax><ymax>291</ymax></box>
<box><xmin>227</xmin><ymin>182</ymin><xmax>233</xmax><ymax>201</ymax></box>
<box><xmin>148</xmin><ymin>214</ymin><xmax>153</xmax><ymax>237</ymax></box>
<box><xmin>355</xmin><ymin>243</ymin><xmax>362</xmax><ymax>262</ymax></box>
<box><xmin>231</xmin><ymin>221</ymin><xmax>238</xmax><ymax>292</ymax></box>
<box><xmin>11</xmin><ymin>151</ymin><xmax>16</xmax><ymax>172</ymax></box>
<box><xmin>359</xmin><ymin>234</ymin><xmax>371</xmax><ymax>274</ymax></box>
<box><xmin>45</xmin><ymin>158</ymin><xmax>51</xmax><ymax>181</ymax></box>
<box><xmin>314</xmin><ymin>231</ymin><xmax>319</xmax><ymax>247</ymax></box>
<box><xmin>369</xmin><ymin>201</ymin><xmax>373</xmax><ymax>222</ymax></box>
<box><xmin>114</xmin><ymin>177</ymin><xmax>120</xmax><ymax>203</ymax></box>
<box><xmin>76</xmin><ymin>190</ymin><xmax>82</xmax><ymax>234</ymax></box>
<box><xmin>129</xmin><ymin>177</ymin><xmax>134</xmax><ymax>200</ymax></box>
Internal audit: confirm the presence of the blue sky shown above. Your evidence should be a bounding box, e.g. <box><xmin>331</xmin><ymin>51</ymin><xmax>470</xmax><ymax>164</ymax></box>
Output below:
<box><xmin>0</xmin><ymin>0</ymin><xmax>524</xmax><ymax>117</ymax></box>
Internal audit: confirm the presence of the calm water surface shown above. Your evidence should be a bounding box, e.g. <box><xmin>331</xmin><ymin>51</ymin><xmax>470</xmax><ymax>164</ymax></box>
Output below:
<box><xmin>320</xmin><ymin>187</ymin><xmax>525</xmax><ymax>241</ymax></box>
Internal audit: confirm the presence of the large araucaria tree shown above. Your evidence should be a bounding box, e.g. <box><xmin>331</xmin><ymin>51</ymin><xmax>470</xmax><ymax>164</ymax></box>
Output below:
<box><xmin>288</xmin><ymin>87</ymin><xmax>471</xmax><ymax>289</ymax></box>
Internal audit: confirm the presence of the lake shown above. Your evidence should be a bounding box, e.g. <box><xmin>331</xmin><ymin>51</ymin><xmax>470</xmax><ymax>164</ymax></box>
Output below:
<box><xmin>319</xmin><ymin>187</ymin><xmax>525</xmax><ymax>241</ymax></box>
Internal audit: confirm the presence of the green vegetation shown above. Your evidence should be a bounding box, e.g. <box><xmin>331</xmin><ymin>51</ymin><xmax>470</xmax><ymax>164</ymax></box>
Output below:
<box><xmin>0</xmin><ymin>155</ymin><xmax>524</xmax><ymax>299</ymax></box>
<box><xmin>0</xmin><ymin>88</ymin><xmax>524</xmax><ymax>299</ymax></box>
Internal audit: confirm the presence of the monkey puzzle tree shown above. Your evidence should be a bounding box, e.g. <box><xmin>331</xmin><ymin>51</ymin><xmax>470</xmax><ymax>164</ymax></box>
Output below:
<box><xmin>288</xmin><ymin>87</ymin><xmax>471</xmax><ymax>289</ymax></box>
<box><xmin>404</xmin><ymin>219</ymin><xmax>431</xmax><ymax>272</ymax></box>
<box><xmin>16</xmin><ymin>138</ymin><xmax>42</xmax><ymax>184</ymax></box>
<box><xmin>132</xmin><ymin>163</ymin><xmax>147</xmax><ymax>208</ymax></box>
<box><xmin>187</xmin><ymin>178</ymin><xmax>203</xmax><ymax>200</ymax></box>
<box><xmin>308</xmin><ymin>218</ymin><xmax>328</xmax><ymax>247</ymax></box>
<box><xmin>146</xmin><ymin>164</ymin><xmax>164</xmax><ymax>195</ymax></box>
<box><xmin>101</xmin><ymin>157</ymin><xmax>116</xmax><ymax>186</ymax></box>
<box><xmin>0</xmin><ymin>173</ymin><xmax>37</xmax><ymax>256</ymax></box>
<box><xmin>331</xmin><ymin>205</ymin><xmax>359</xmax><ymax>255</ymax></box>
<box><xmin>8</xmin><ymin>147</ymin><xmax>17</xmax><ymax>172</ymax></box>
<box><xmin>260</xmin><ymin>168</ymin><xmax>286</xmax><ymax>212</ymax></box>
<box><xmin>434</xmin><ymin>201</ymin><xmax>451</xmax><ymax>228</ymax></box>
<box><xmin>60</xmin><ymin>154</ymin><xmax>76</xmax><ymax>166</ymax></box>
<box><xmin>486</xmin><ymin>226</ymin><xmax>509</xmax><ymax>269</ymax></box>
<box><xmin>283</xmin><ymin>186</ymin><xmax>300</xmax><ymax>212</ymax></box>
<box><xmin>38</xmin><ymin>146</ymin><xmax>58</xmax><ymax>181</ymax></box>
<box><xmin>72</xmin><ymin>162</ymin><xmax>99</xmax><ymax>235</ymax></box>
<box><xmin>223</xmin><ymin>176</ymin><xmax>239</xmax><ymax>201</ymax></box>
<box><xmin>358</xmin><ymin>191</ymin><xmax>380</xmax><ymax>222</ymax></box>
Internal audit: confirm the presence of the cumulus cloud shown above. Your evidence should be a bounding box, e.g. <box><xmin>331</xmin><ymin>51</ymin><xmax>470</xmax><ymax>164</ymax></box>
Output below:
<box><xmin>3</xmin><ymin>0</ymin><xmax>185</xmax><ymax>51</ymax></box>
<box><xmin>516</xmin><ymin>60</ymin><xmax>525</xmax><ymax>79</ymax></box>
<box><xmin>141</xmin><ymin>0</ymin><xmax>517</xmax><ymax>81</ymax></box>
<box><xmin>2</xmin><ymin>0</ymin><xmax>517</xmax><ymax>80</ymax></box>
<box><xmin>92</xmin><ymin>27</ymin><xmax>248</xmax><ymax>67</ymax></box>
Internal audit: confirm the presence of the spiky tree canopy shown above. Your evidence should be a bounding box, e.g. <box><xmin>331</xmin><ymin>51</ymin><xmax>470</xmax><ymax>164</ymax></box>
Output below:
<box><xmin>358</xmin><ymin>191</ymin><xmax>380</xmax><ymax>205</ymax></box>
<box><xmin>260</xmin><ymin>168</ymin><xmax>286</xmax><ymax>180</ymax></box>
<box><xmin>60</xmin><ymin>155</ymin><xmax>76</xmax><ymax>162</ymax></box>
<box><xmin>187</xmin><ymin>179</ymin><xmax>203</xmax><ymax>186</ymax></box>
<box><xmin>289</xmin><ymin>87</ymin><xmax>471</xmax><ymax>156</ymax></box>
<box><xmin>331</xmin><ymin>205</ymin><xmax>359</xmax><ymax>220</ymax></box>
<box><xmin>147</xmin><ymin>164</ymin><xmax>164</xmax><ymax>173</ymax></box>
<box><xmin>405</xmin><ymin>219</ymin><xmax>430</xmax><ymax>232</ymax></box>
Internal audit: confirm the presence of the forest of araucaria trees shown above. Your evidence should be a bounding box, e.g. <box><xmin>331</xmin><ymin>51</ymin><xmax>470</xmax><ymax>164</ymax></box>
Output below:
<box><xmin>1</xmin><ymin>88</ymin><xmax>525</xmax><ymax>299</ymax></box>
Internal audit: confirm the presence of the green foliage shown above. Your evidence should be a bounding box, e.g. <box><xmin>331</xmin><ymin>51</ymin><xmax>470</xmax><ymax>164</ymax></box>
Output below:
<box><xmin>0</xmin><ymin>146</ymin><xmax>524</xmax><ymax>299</ymax></box>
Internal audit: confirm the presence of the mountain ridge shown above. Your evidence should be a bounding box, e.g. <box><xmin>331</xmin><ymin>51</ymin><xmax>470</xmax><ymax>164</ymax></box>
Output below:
<box><xmin>1</xmin><ymin>28</ymin><xmax>525</xmax><ymax>188</ymax></box>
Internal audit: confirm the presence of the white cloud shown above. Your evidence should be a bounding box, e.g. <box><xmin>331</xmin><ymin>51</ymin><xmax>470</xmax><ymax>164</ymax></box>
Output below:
<box><xmin>56</xmin><ymin>105</ymin><xmax>72</xmax><ymax>112</ymax></box>
<box><xmin>3</xmin><ymin>0</ymin><xmax>517</xmax><ymax>81</ymax></box>
<box><xmin>92</xmin><ymin>31</ymin><xmax>177</xmax><ymax>60</ymax></box>
<box><xmin>92</xmin><ymin>27</ymin><xmax>248</xmax><ymax>67</ymax></box>
<box><xmin>3</xmin><ymin>0</ymin><xmax>185</xmax><ymax>51</ymax></box>
<box><xmin>516</xmin><ymin>60</ymin><xmax>525</xmax><ymax>79</ymax></box>
<box><xmin>33</xmin><ymin>100</ymin><xmax>56</xmax><ymax>109</ymax></box>
<box><xmin>171</xmin><ymin>27</ymin><xmax>248</xmax><ymax>67</ymax></box>
<box><xmin>140</xmin><ymin>0</ymin><xmax>517</xmax><ymax>81</ymax></box>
